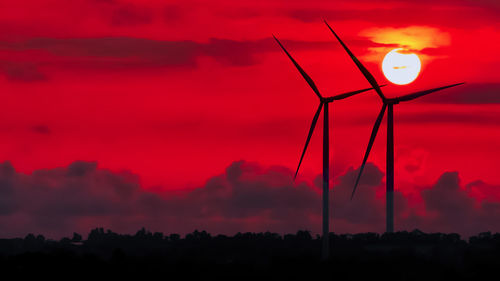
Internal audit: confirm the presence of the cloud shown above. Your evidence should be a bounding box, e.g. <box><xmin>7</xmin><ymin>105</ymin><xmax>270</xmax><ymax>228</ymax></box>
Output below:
<box><xmin>418</xmin><ymin>83</ymin><xmax>500</xmax><ymax>104</ymax></box>
<box><xmin>355</xmin><ymin>26</ymin><xmax>451</xmax><ymax>63</ymax></box>
<box><xmin>0</xmin><ymin>161</ymin><xmax>159</xmax><ymax>237</ymax></box>
<box><xmin>0</xmin><ymin>37</ymin><xmax>322</xmax><ymax>70</ymax></box>
<box><xmin>417</xmin><ymin>171</ymin><xmax>500</xmax><ymax>236</ymax></box>
<box><xmin>15</xmin><ymin>37</ymin><xmax>200</xmax><ymax>66</ymax></box>
<box><xmin>0</xmin><ymin>160</ymin><xmax>378</xmax><ymax>238</ymax></box>
<box><xmin>0</xmin><ymin>36</ymin><xmax>389</xmax><ymax>72</ymax></box>
<box><xmin>164</xmin><ymin>161</ymin><xmax>321</xmax><ymax>233</ymax></box>
<box><xmin>0</xmin><ymin>160</ymin><xmax>498</xmax><ymax>239</ymax></box>
<box><xmin>0</xmin><ymin>61</ymin><xmax>47</xmax><ymax>82</ymax></box>
<box><xmin>287</xmin><ymin>2</ymin><xmax>498</xmax><ymax>28</ymax></box>
<box><xmin>360</xmin><ymin>26</ymin><xmax>450</xmax><ymax>51</ymax></box>
<box><xmin>394</xmin><ymin>110</ymin><xmax>500</xmax><ymax>126</ymax></box>
<box><xmin>31</xmin><ymin>125</ymin><xmax>51</xmax><ymax>135</ymax></box>
<box><xmin>421</xmin><ymin>172</ymin><xmax>475</xmax><ymax>225</ymax></box>
<box><xmin>89</xmin><ymin>0</ymin><xmax>156</xmax><ymax>26</ymax></box>
<box><xmin>110</xmin><ymin>4</ymin><xmax>154</xmax><ymax>26</ymax></box>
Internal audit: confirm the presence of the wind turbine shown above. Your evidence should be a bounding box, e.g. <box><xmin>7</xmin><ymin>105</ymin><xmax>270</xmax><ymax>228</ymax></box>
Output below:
<box><xmin>324</xmin><ymin>20</ymin><xmax>464</xmax><ymax>233</ymax></box>
<box><xmin>273</xmin><ymin>35</ymin><xmax>380</xmax><ymax>259</ymax></box>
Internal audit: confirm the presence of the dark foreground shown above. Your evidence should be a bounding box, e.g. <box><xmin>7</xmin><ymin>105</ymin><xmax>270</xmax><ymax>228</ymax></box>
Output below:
<box><xmin>1</xmin><ymin>229</ymin><xmax>500</xmax><ymax>280</ymax></box>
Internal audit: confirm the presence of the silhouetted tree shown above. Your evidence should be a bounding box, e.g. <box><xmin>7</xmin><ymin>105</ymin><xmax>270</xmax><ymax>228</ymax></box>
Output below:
<box><xmin>60</xmin><ymin>237</ymin><xmax>71</xmax><ymax>244</ymax></box>
<box><xmin>36</xmin><ymin>234</ymin><xmax>45</xmax><ymax>242</ymax></box>
<box><xmin>72</xmin><ymin>232</ymin><xmax>82</xmax><ymax>242</ymax></box>
<box><xmin>2</xmin><ymin>228</ymin><xmax>500</xmax><ymax>280</ymax></box>
<box><xmin>296</xmin><ymin>230</ymin><xmax>312</xmax><ymax>241</ymax></box>
<box><xmin>24</xmin><ymin>233</ymin><xmax>36</xmax><ymax>241</ymax></box>
<box><xmin>169</xmin><ymin>233</ymin><xmax>180</xmax><ymax>241</ymax></box>
<box><xmin>152</xmin><ymin>232</ymin><xmax>163</xmax><ymax>240</ymax></box>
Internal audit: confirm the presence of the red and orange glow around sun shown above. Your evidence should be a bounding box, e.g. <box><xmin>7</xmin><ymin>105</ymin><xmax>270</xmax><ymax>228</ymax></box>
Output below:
<box><xmin>362</xmin><ymin>26</ymin><xmax>452</xmax><ymax>85</ymax></box>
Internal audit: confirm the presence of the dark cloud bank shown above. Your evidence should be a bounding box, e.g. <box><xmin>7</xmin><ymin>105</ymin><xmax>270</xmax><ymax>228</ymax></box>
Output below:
<box><xmin>0</xmin><ymin>35</ymin><xmax>394</xmax><ymax>81</ymax></box>
<box><xmin>0</xmin><ymin>160</ymin><xmax>499</xmax><ymax>239</ymax></box>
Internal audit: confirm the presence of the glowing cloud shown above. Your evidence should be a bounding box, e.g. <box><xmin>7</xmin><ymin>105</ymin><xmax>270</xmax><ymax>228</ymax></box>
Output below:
<box><xmin>361</xmin><ymin>26</ymin><xmax>451</xmax><ymax>51</ymax></box>
<box><xmin>359</xmin><ymin>26</ymin><xmax>451</xmax><ymax>63</ymax></box>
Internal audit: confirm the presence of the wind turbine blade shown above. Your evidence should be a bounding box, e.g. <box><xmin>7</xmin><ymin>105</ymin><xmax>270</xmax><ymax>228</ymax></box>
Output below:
<box><xmin>273</xmin><ymin>35</ymin><xmax>323</xmax><ymax>100</ymax></box>
<box><xmin>323</xmin><ymin>20</ymin><xmax>385</xmax><ymax>101</ymax></box>
<box><xmin>295</xmin><ymin>102</ymin><xmax>324</xmax><ymax>180</ymax></box>
<box><xmin>395</xmin><ymin>83</ymin><xmax>465</xmax><ymax>102</ymax></box>
<box><xmin>332</xmin><ymin>84</ymin><xmax>387</xmax><ymax>101</ymax></box>
<box><xmin>351</xmin><ymin>103</ymin><xmax>387</xmax><ymax>199</ymax></box>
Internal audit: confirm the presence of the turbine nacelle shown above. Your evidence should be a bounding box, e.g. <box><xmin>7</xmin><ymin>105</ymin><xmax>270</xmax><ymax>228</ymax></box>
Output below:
<box><xmin>323</xmin><ymin>85</ymin><xmax>387</xmax><ymax>103</ymax></box>
<box><xmin>384</xmin><ymin>82</ymin><xmax>466</xmax><ymax>105</ymax></box>
<box><xmin>385</xmin><ymin>99</ymin><xmax>400</xmax><ymax>105</ymax></box>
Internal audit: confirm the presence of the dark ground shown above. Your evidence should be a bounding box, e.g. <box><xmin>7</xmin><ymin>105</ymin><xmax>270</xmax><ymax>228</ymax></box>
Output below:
<box><xmin>1</xmin><ymin>228</ymin><xmax>499</xmax><ymax>280</ymax></box>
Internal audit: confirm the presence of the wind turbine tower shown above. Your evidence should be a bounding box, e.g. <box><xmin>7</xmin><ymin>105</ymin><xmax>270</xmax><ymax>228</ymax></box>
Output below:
<box><xmin>274</xmin><ymin>35</ymin><xmax>379</xmax><ymax>257</ymax></box>
<box><xmin>324</xmin><ymin>20</ymin><xmax>464</xmax><ymax>233</ymax></box>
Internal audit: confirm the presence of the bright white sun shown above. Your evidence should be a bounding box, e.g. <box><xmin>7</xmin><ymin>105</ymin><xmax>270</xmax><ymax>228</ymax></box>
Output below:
<box><xmin>382</xmin><ymin>48</ymin><xmax>421</xmax><ymax>85</ymax></box>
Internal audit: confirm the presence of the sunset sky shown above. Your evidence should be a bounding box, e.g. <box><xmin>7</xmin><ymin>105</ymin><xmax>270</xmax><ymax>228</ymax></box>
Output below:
<box><xmin>0</xmin><ymin>0</ymin><xmax>499</xmax><ymax>238</ymax></box>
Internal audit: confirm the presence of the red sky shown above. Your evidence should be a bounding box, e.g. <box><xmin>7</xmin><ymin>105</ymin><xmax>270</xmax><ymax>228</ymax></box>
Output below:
<box><xmin>0</xmin><ymin>0</ymin><xmax>499</xmax><ymax>238</ymax></box>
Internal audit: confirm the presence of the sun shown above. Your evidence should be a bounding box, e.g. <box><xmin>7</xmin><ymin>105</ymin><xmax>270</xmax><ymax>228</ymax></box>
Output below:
<box><xmin>382</xmin><ymin>48</ymin><xmax>421</xmax><ymax>85</ymax></box>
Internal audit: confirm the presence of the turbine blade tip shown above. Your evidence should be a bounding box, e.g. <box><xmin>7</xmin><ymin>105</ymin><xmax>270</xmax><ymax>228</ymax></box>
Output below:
<box><xmin>350</xmin><ymin>186</ymin><xmax>358</xmax><ymax>200</ymax></box>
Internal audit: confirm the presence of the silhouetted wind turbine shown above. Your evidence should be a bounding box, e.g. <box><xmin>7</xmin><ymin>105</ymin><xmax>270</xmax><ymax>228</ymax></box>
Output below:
<box><xmin>274</xmin><ymin>35</ymin><xmax>380</xmax><ymax>259</ymax></box>
<box><xmin>324</xmin><ymin>20</ymin><xmax>464</xmax><ymax>233</ymax></box>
